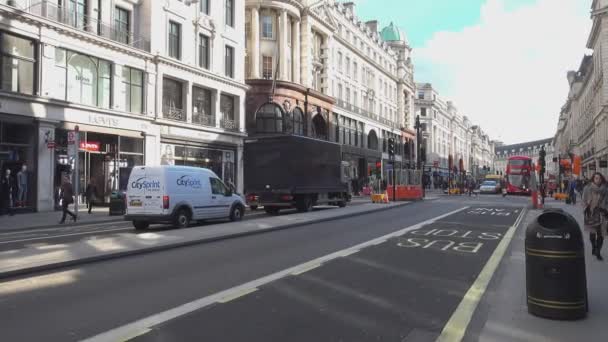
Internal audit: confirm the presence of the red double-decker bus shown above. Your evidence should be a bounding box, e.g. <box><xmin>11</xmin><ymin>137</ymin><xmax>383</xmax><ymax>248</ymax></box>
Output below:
<box><xmin>506</xmin><ymin>156</ymin><xmax>532</xmax><ymax>195</ymax></box>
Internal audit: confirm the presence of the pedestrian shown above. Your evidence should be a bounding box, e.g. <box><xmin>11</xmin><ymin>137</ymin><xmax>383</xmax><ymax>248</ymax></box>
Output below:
<box><xmin>85</xmin><ymin>178</ymin><xmax>97</xmax><ymax>214</ymax></box>
<box><xmin>59</xmin><ymin>176</ymin><xmax>77</xmax><ymax>224</ymax></box>
<box><xmin>582</xmin><ymin>172</ymin><xmax>607</xmax><ymax>260</ymax></box>
<box><xmin>569</xmin><ymin>179</ymin><xmax>577</xmax><ymax>205</ymax></box>
<box><xmin>1</xmin><ymin>169</ymin><xmax>14</xmax><ymax>216</ymax></box>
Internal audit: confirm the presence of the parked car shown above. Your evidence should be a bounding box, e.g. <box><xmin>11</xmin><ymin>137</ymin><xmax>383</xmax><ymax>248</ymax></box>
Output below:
<box><xmin>246</xmin><ymin>193</ymin><xmax>260</xmax><ymax>210</ymax></box>
<box><xmin>479</xmin><ymin>180</ymin><xmax>500</xmax><ymax>194</ymax></box>
<box><xmin>125</xmin><ymin>166</ymin><xmax>246</xmax><ymax>230</ymax></box>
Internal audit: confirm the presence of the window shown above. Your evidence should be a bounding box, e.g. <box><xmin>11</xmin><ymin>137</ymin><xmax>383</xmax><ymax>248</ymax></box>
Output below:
<box><xmin>225</xmin><ymin>0</ymin><xmax>235</xmax><ymax>27</ymax></box>
<box><xmin>220</xmin><ymin>94</ymin><xmax>236</xmax><ymax>129</ymax></box>
<box><xmin>59</xmin><ymin>0</ymin><xmax>87</xmax><ymax>29</ymax></box>
<box><xmin>209</xmin><ymin>177</ymin><xmax>228</xmax><ymax>195</ymax></box>
<box><xmin>256</xmin><ymin>103</ymin><xmax>283</xmax><ymax>133</ymax></box>
<box><xmin>293</xmin><ymin>107</ymin><xmax>304</xmax><ymax>136</ymax></box>
<box><xmin>346</xmin><ymin>57</ymin><xmax>350</xmax><ymax>77</ymax></box>
<box><xmin>262</xmin><ymin>56</ymin><xmax>273</xmax><ymax>79</ymax></box>
<box><xmin>122</xmin><ymin>66</ymin><xmax>143</xmax><ymax>113</ymax></box>
<box><xmin>193</xmin><ymin>86</ymin><xmax>213</xmax><ymax>126</ymax></box>
<box><xmin>200</xmin><ymin>0</ymin><xmax>209</xmax><ymax>14</ymax></box>
<box><xmin>346</xmin><ymin>87</ymin><xmax>351</xmax><ymax>104</ymax></box>
<box><xmin>199</xmin><ymin>34</ymin><xmax>210</xmax><ymax>69</ymax></box>
<box><xmin>418</xmin><ymin>91</ymin><xmax>424</xmax><ymax>99</ymax></box>
<box><xmin>262</xmin><ymin>15</ymin><xmax>274</xmax><ymax>39</ymax></box>
<box><xmin>114</xmin><ymin>7</ymin><xmax>130</xmax><ymax>44</ymax></box>
<box><xmin>225</xmin><ymin>45</ymin><xmax>234</xmax><ymax>78</ymax></box>
<box><xmin>353</xmin><ymin>62</ymin><xmax>358</xmax><ymax>80</ymax></box>
<box><xmin>421</xmin><ymin>107</ymin><xmax>427</xmax><ymax>116</ymax></box>
<box><xmin>353</xmin><ymin>91</ymin><xmax>357</xmax><ymax>107</ymax></box>
<box><xmin>168</xmin><ymin>21</ymin><xmax>181</xmax><ymax>59</ymax></box>
<box><xmin>163</xmin><ymin>78</ymin><xmax>184</xmax><ymax>121</ymax></box>
<box><xmin>337</xmin><ymin>84</ymin><xmax>343</xmax><ymax>100</ymax></box>
<box><xmin>0</xmin><ymin>32</ymin><xmax>35</xmax><ymax>95</ymax></box>
<box><xmin>337</xmin><ymin>52</ymin><xmax>342</xmax><ymax>72</ymax></box>
<box><xmin>54</xmin><ymin>48</ymin><xmax>111</xmax><ymax>108</ymax></box>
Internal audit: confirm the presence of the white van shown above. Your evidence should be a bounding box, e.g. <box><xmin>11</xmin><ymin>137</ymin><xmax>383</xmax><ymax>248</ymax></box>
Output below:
<box><xmin>125</xmin><ymin>166</ymin><xmax>245</xmax><ymax>230</ymax></box>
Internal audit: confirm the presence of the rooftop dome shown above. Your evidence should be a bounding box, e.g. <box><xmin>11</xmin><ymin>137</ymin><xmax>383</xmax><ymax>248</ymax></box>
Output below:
<box><xmin>380</xmin><ymin>22</ymin><xmax>408</xmax><ymax>44</ymax></box>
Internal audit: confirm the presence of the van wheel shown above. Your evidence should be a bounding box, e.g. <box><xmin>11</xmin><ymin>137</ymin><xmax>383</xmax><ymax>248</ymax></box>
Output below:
<box><xmin>230</xmin><ymin>205</ymin><xmax>244</xmax><ymax>222</ymax></box>
<box><xmin>265</xmin><ymin>207</ymin><xmax>280</xmax><ymax>215</ymax></box>
<box><xmin>173</xmin><ymin>209</ymin><xmax>191</xmax><ymax>228</ymax></box>
<box><xmin>296</xmin><ymin>196</ymin><xmax>312</xmax><ymax>213</ymax></box>
<box><xmin>133</xmin><ymin>221</ymin><xmax>149</xmax><ymax>230</ymax></box>
<box><xmin>338</xmin><ymin>201</ymin><xmax>347</xmax><ymax>208</ymax></box>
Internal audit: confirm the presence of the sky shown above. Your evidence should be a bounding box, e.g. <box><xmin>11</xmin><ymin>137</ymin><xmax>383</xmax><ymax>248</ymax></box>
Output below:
<box><xmin>354</xmin><ymin>0</ymin><xmax>593</xmax><ymax>144</ymax></box>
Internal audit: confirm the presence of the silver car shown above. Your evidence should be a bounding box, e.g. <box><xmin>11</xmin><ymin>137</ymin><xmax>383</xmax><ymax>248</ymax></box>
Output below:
<box><xmin>479</xmin><ymin>180</ymin><xmax>500</xmax><ymax>194</ymax></box>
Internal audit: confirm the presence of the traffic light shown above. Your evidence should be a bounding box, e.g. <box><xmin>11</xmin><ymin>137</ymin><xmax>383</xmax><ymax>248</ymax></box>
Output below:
<box><xmin>388</xmin><ymin>138</ymin><xmax>395</xmax><ymax>156</ymax></box>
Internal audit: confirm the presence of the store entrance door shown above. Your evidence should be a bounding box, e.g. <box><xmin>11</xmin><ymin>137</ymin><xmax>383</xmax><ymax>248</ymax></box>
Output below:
<box><xmin>79</xmin><ymin>150</ymin><xmax>118</xmax><ymax>205</ymax></box>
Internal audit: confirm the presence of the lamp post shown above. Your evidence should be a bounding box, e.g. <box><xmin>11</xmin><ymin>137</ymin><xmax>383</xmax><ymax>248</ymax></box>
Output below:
<box><xmin>415</xmin><ymin>115</ymin><xmax>421</xmax><ymax>170</ymax></box>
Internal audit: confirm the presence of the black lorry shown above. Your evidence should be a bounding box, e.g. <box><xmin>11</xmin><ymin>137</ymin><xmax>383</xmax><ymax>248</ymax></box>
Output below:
<box><xmin>244</xmin><ymin>135</ymin><xmax>351</xmax><ymax>214</ymax></box>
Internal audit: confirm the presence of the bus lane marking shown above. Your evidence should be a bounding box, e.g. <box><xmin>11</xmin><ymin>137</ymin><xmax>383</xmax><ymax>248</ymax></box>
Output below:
<box><xmin>396</xmin><ymin>228</ymin><xmax>503</xmax><ymax>254</ymax></box>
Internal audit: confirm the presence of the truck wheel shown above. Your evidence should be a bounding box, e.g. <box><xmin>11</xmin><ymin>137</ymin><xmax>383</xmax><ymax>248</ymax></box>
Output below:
<box><xmin>133</xmin><ymin>221</ymin><xmax>149</xmax><ymax>230</ymax></box>
<box><xmin>296</xmin><ymin>196</ymin><xmax>313</xmax><ymax>212</ymax></box>
<box><xmin>250</xmin><ymin>205</ymin><xmax>258</xmax><ymax>211</ymax></box>
<box><xmin>265</xmin><ymin>207</ymin><xmax>280</xmax><ymax>215</ymax></box>
<box><xmin>230</xmin><ymin>205</ymin><xmax>244</xmax><ymax>222</ymax></box>
<box><xmin>338</xmin><ymin>201</ymin><xmax>347</xmax><ymax>208</ymax></box>
<box><xmin>173</xmin><ymin>208</ymin><xmax>191</xmax><ymax>228</ymax></box>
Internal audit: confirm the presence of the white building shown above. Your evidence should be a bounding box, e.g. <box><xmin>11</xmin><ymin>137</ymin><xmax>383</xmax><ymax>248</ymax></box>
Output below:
<box><xmin>0</xmin><ymin>0</ymin><xmax>247</xmax><ymax>212</ymax></box>
<box><xmin>415</xmin><ymin>83</ymin><xmax>495</xmax><ymax>178</ymax></box>
<box><xmin>494</xmin><ymin>138</ymin><xmax>555</xmax><ymax>176</ymax></box>
<box><xmin>243</xmin><ymin>0</ymin><xmax>416</xmax><ymax>183</ymax></box>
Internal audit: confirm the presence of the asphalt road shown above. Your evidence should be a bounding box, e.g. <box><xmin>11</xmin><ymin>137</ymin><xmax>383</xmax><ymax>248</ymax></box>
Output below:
<box><xmin>0</xmin><ymin>194</ymin><xmax>529</xmax><ymax>341</ymax></box>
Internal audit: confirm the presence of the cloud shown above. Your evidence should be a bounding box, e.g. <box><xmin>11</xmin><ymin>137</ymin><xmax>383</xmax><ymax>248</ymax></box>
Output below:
<box><xmin>413</xmin><ymin>0</ymin><xmax>591</xmax><ymax>144</ymax></box>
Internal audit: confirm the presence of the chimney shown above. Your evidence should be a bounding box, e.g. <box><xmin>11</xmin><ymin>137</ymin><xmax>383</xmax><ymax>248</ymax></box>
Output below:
<box><xmin>343</xmin><ymin>2</ymin><xmax>355</xmax><ymax>13</ymax></box>
<box><xmin>366</xmin><ymin>20</ymin><xmax>378</xmax><ymax>33</ymax></box>
<box><xmin>566</xmin><ymin>71</ymin><xmax>576</xmax><ymax>85</ymax></box>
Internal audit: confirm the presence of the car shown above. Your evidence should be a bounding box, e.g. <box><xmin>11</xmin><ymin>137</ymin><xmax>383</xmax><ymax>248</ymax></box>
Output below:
<box><xmin>125</xmin><ymin>166</ymin><xmax>246</xmax><ymax>230</ymax></box>
<box><xmin>479</xmin><ymin>180</ymin><xmax>500</xmax><ymax>194</ymax></box>
<box><xmin>245</xmin><ymin>193</ymin><xmax>260</xmax><ymax>210</ymax></box>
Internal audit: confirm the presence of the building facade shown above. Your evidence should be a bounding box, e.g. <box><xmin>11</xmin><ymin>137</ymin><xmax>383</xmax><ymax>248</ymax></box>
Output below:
<box><xmin>494</xmin><ymin>138</ymin><xmax>555</xmax><ymax>176</ymax></box>
<box><xmin>244</xmin><ymin>0</ymin><xmax>416</xmax><ymax>184</ymax></box>
<box><xmin>554</xmin><ymin>0</ymin><xmax>608</xmax><ymax>178</ymax></box>
<box><xmin>0</xmin><ymin>0</ymin><xmax>247</xmax><ymax>211</ymax></box>
<box><xmin>415</xmin><ymin>83</ymin><xmax>495</xmax><ymax>178</ymax></box>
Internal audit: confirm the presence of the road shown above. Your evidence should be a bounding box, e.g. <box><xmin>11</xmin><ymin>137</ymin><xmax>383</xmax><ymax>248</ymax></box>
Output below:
<box><xmin>0</xmin><ymin>194</ymin><xmax>530</xmax><ymax>342</ymax></box>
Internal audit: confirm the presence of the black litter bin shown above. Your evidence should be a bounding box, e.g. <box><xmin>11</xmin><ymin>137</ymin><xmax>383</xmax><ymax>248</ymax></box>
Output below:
<box><xmin>525</xmin><ymin>209</ymin><xmax>587</xmax><ymax>320</ymax></box>
<box><xmin>109</xmin><ymin>191</ymin><xmax>126</xmax><ymax>216</ymax></box>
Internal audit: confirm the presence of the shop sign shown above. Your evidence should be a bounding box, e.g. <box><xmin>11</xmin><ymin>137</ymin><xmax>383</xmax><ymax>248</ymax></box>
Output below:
<box><xmin>88</xmin><ymin>114</ymin><xmax>120</xmax><ymax>127</ymax></box>
<box><xmin>80</xmin><ymin>141</ymin><xmax>100</xmax><ymax>152</ymax></box>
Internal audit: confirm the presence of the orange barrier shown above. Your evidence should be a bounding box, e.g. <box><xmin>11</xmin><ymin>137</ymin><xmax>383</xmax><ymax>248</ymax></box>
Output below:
<box><xmin>371</xmin><ymin>193</ymin><xmax>389</xmax><ymax>203</ymax></box>
<box><xmin>386</xmin><ymin>185</ymin><xmax>424</xmax><ymax>201</ymax></box>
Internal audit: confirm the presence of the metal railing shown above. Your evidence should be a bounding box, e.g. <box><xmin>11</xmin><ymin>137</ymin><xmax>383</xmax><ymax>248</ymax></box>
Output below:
<box><xmin>192</xmin><ymin>114</ymin><xmax>215</xmax><ymax>127</ymax></box>
<box><xmin>6</xmin><ymin>1</ymin><xmax>150</xmax><ymax>52</ymax></box>
<box><xmin>220</xmin><ymin>117</ymin><xmax>239</xmax><ymax>131</ymax></box>
<box><xmin>163</xmin><ymin>106</ymin><xmax>186</xmax><ymax>122</ymax></box>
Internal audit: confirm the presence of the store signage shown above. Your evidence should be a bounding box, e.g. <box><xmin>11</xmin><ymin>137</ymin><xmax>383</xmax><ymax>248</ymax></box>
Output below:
<box><xmin>88</xmin><ymin>114</ymin><xmax>120</xmax><ymax>127</ymax></box>
<box><xmin>80</xmin><ymin>141</ymin><xmax>100</xmax><ymax>152</ymax></box>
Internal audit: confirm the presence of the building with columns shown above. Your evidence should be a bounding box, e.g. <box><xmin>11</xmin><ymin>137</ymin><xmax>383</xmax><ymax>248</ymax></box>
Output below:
<box><xmin>415</xmin><ymin>83</ymin><xmax>495</xmax><ymax>179</ymax></box>
<box><xmin>244</xmin><ymin>0</ymin><xmax>416</xmax><ymax>182</ymax></box>
<box><xmin>0</xmin><ymin>0</ymin><xmax>247</xmax><ymax>211</ymax></box>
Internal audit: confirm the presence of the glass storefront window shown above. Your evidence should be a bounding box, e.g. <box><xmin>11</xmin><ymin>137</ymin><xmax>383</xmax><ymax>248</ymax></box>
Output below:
<box><xmin>120</xmin><ymin>136</ymin><xmax>144</xmax><ymax>154</ymax></box>
<box><xmin>0</xmin><ymin>32</ymin><xmax>36</xmax><ymax>95</ymax></box>
<box><xmin>192</xmin><ymin>86</ymin><xmax>213</xmax><ymax>126</ymax></box>
<box><xmin>160</xmin><ymin>143</ymin><xmax>235</xmax><ymax>187</ymax></box>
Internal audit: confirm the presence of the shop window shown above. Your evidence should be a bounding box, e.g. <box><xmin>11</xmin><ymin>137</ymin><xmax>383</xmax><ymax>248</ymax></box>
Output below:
<box><xmin>163</xmin><ymin>78</ymin><xmax>185</xmax><ymax>121</ymax></box>
<box><xmin>193</xmin><ymin>86</ymin><xmax>214</xmax><ymax>126</ymax></box>
<box><xmin>54</xmin><ymin>48</ymin><xmax>112</xmax><ymax>108</ymax></box>
<box><xmin>256</xmin><ymin>103</ymin><xmax>283</xmax><ymax>133</ymax></box>
<box><xmin>0</xmin><ymin>32</ymin><xmax>35</xmax><ymax>95</ymax></box>
<box><xmin>122</xmin><ymin>66</ymin><xmax>144</xmax><ymax>114</ymax></box>
<box><xmin>293</xmin><ymin>107</ymin><xmax>304</xmax><ymax>136</ymax></box>
<box><xmin>220</xmin><ymin>94</ymin><xmax>237</xmax><ymax>130</ymax></box>
<box><xmin>119</xmin><ymin>136</ymin><xmax>144</xmax><ymax>154</ymax></box>
<box><xmin>368</xmin><ymin>130</ymin><xmax>378</xmax><ymax>150</ymax></box>
<box><xmin>1</xmin><ymin>122</ymin><xmax>30</xmax><ymax>145</ymax></box>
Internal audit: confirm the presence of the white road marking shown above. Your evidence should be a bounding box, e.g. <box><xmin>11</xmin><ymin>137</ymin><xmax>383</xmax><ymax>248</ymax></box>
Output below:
<box><xmin>82</xmin><ymin>206</ymin><xmax>468</xmax><ymax>342</ymax></box>
<box><xmin>216</xmin><ymin>287</ymin><xmax>258</xmax><ymax>304</ymax></box>
<box><xmin>339</xmin><ymin>249</ymin><xmax>360</xmax><ymax>257</ymax></box>
<box><xmin>291</xmin><ymin>263</ymin><xmax>323</xmax><ymax>276</ymax></box>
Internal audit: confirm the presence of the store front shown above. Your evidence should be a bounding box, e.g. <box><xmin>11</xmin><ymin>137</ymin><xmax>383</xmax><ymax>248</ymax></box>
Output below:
<box><xmin>160</xmin><ymin>140</ymin><xmax>237</xmax><ymax>190</ymax></box>
<box><xmin>54</xmin><ymin>128</ymin><xmax>145</xmax><ymax>207</ymax></box>
<box><xmin>0</xmin><ymin>118</ymin><xmax>36</xmax><ymax>212</ymax></box>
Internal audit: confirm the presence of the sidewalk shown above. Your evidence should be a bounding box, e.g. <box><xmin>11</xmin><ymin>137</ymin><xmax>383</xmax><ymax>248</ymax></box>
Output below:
<box><xmin>466</xmin><ymin>199</ymin><xmax>608</xmax><ymax>341</ymax></box>
<box><xmin>0</xmin><ymin>205</ymin><xmax>122</xmax><ymax>232</ymax></box>
<box><xmin>0</xmin><ymin>201</ymin><xmax>410</xmax><ymax>279</ymax></box>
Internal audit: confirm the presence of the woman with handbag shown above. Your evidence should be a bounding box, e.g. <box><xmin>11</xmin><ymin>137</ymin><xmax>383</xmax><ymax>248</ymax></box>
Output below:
<box><xmin>582</xmin><ymin>172</ymin><xmax>607</xmax><ymax>260</ymax></box>
<box><xmin>59</xmin><ymin>176</ymin><xmax>77</xmax><ymax>224</ymax></box>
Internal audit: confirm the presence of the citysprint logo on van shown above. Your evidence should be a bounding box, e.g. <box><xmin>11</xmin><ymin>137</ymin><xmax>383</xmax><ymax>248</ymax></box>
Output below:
<box><xmin>131</xmin><ymin>177</ymin><xmax>161</xmax><ymax>191</ymax></box>
<box><xmin>176</xmin><ymin>175</ymin><xmax>202</xmax><ymax>189</ymax></box>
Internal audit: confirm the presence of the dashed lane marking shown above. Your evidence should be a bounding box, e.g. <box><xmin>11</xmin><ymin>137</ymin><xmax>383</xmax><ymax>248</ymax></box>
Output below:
<box><xmin>291</xmin><ymin>263</ymin><xmax>323</xmax><ymax>276</ymax></box>
<box><xmin>216</xmin><ymin>287</ymin><xmax>258</xmax><ymax>304</ymax></box>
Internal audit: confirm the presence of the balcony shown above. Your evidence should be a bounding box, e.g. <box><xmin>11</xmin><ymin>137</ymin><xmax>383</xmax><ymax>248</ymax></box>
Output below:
<box><xmin>4</xmin><ymin>1</ymin><xmax>150</xmax><ymax>52</ymax></box>
<box><xmin>220</xmin><ymin>117</ymin><xmax>239</xmax><ymax>132</ymax></box>
<box><xmin>163</xmin><ymin>106</ymin><xmax>186</xmax><ymax>122</ymax></box>
<box><xmin>336</xmin><ymin>99</ymin><xmax>401</xmax><ymax>129</ymax></box>
<box><xmin>193</xmin><ymin>114</ymin><xmax>215</xmax><ymax>127</ymax></box>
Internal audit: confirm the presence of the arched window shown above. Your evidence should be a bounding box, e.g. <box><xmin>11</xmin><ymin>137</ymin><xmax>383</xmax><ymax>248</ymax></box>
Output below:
<box><xmin>255</xmin><ymin>103</ymin><xmax>283</xmax><ymax>133</ymax></box>
<box><xmin>293</xmin><ymin>107</ymin><xmax>304</xmax><ymax>136</ymax></box>
<box><xmin>312</xmin><ymin>114</ymin><xmax>327</xmax><ymax>140</ymax></box>
<box><xmin>368</xmin><ymin>130</ymin><xmax>378</xmax><ymax>150</ymax></box>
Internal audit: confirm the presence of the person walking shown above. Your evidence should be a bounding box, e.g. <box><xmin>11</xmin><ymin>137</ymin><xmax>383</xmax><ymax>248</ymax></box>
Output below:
<box><xmin>85</xmin><ymin>179</ymin><xmax>97</xmax><ymax>214</ymax></box>
<box><xmin>1</xmin><ymin>169</ymin><xmax>14</xmax><ymax>216</ymax></box>
<box><xmin>569</xmin><ymin>178</ymin><xmax>578</xmax><ymax>205</ymax></box>
<box><xmin>582</xmin><ymin>172</ymin><xmax>607</xmax><ymax>260</ymax></box>
<box><xmin>59</xmin><ymin>176</ymin><xmax>77</xmax><ymax>224</ymax></box>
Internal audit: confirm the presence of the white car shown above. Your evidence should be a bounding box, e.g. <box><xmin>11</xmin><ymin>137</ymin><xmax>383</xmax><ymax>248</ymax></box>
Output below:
<box><xmin>125</xmin><ymin>166</ymin><xmax>246</xmax><ymax>230</ymax></box>
<box><xmin>479</xmin><ymin>180</ymin><xmax>500</xmax><ymax>194</ymax></box>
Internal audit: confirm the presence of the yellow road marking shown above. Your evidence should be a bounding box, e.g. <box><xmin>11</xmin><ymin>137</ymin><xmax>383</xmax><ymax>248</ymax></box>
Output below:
<box><xmin>291</xmin><ymin>262</ymin><xmax>322</xmax><ymax>276</ymax></box>
<box><xmin>436</xmin><ymin>208</ymin><xmax>527</xmax><ymax>342</ymax></box>
<box><xmin>123</xmin><ymin>328</ymin><xmax>151</xmax><ymax>341</ymax></box>
<box><xmin>216</xmin><ymin>287</ymin><xmax>258</xmax><ymax>304</ymax></box>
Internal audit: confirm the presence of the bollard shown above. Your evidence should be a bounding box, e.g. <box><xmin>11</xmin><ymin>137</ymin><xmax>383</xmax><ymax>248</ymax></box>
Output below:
<box><xmin>525</xmin><ymin>209</ymin><xmax>587</xmax><ymax>320</ymax></box>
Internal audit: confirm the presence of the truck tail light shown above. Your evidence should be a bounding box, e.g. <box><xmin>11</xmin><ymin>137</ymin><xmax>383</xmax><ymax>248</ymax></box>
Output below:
<box><xmin>163</xmin><ymin>195</ymin><xmax>170</xmax><ymax>209</ymax></box>
<box><xmin>280</xmin><ymin>195</ymin><xmax>294</xmax><ymax>201</ymax></box>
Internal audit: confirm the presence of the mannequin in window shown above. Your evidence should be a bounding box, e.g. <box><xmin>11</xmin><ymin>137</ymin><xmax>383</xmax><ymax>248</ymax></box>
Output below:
<box><xmin>1</xmin><ymin>169</ymin><xmax>14</xmax><ymax>216</ymax></box>
<box><xmin>17</xmin><ymin>164</ymin><xmax>28</xmax><ymax>207</ymax></box>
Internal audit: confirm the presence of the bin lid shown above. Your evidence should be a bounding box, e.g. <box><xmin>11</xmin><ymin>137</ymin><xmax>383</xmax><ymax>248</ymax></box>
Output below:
<box><xmin>526</xmin><ymin>209</ymin><xmax>583</xmax><ymax>249</ymax></box>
